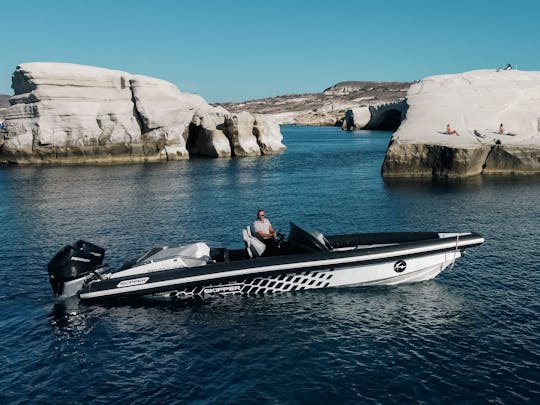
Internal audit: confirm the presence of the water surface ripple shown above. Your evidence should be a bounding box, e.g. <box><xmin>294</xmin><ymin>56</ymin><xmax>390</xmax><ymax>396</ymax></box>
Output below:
<box><xmin>0</xmin><ymin>127</ymin><xmax>538</xmax><ymax>403</ymax></box>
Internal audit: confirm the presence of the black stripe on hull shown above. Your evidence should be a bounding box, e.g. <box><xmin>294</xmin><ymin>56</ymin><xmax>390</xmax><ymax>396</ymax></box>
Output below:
<box><xmin>88</xmin><ymin>270</ymin><xmax>336</xmax><ymax>303</ymax></box>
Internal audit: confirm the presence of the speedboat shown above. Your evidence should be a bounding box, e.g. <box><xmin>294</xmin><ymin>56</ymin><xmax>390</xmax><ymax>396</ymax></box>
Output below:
<box><xmin>47</xmin><ymin>223</ymin><xmax>484</xmax><ymax>302</ymax></box>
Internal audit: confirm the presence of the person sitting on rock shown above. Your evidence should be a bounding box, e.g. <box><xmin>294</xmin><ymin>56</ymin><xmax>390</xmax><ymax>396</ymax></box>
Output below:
<box><xmin>498</xmin><ymin>123</ymin><xmax>516</xmax><ymax>136</ymax></box>
<box><xmin>446</xmin><ymin>124</ymin><xmax>459</xmax><ymax>136</ymax></box>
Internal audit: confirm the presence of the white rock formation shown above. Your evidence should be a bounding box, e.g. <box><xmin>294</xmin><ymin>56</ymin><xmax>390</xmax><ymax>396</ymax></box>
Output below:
<box><xmin>393</xmin><ymin>69</ymin><xmax>540</xmax><ymax>147</ymax></box>
<box><xmin>190</xmin><ymin>112</ymin><xmax>231</xmax><ymax>157</ymax></box>
<box><xmin>224</xmin><ymin>111</ymin><xmax>261</xmax><ymax>157</ymax></box>
<box><xmin>1</xmin><ymin>62</ymin><xmax>285</xmax><ymax>164</ymax></box>
<box><xmin>343</xmin><ymin>107</ymin><xmax>371</xmax><ymax>130</ymax></box>
<box><xmin>343</xmin><ymin>101</ymin><xmax>407</xmax><ymax>131</ymax></box>
<box><xmin>7</xmin><ymin>63</ymin><xmax>140</xmax><ymax>150</ymax></box>
<box><xmin>382</xmin><ymin>69</ymin><xmax>540</xmax><ymax>178</ymax></box>
<box><xmin>130</xmin><ymin>75</ymin><xmax>207</xmax><ymax>130</ymax></box>
<box><xmin>253</xmin><ymin>113</ymin><xmax>286</xmax><ymax>154</ymax></box>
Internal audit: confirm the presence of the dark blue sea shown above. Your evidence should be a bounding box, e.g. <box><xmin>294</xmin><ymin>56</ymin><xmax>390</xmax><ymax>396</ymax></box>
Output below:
<box><xmin>1</xmin><ymin>126</ymin><xmax>539</xmax><ymax>404</ymax></box>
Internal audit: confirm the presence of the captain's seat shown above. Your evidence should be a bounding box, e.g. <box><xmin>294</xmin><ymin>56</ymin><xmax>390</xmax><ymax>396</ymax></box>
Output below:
<box><xmin>242</xmin><ymin>227</ymin><xmax>266</xmax><ymax>258</ymax></box>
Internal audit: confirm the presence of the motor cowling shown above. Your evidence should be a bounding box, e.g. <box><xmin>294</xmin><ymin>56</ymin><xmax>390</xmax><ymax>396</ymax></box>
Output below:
<box><xmin>47</xmin><ymin>240</ymin><xmax>105</xmax><ymax>297</ymax></box>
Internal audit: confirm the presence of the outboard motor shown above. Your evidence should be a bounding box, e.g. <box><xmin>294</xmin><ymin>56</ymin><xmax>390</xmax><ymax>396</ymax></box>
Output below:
<box><xmin>47</xmin><ymin>240</ymin><xmax>105</xmax><ymax>297</ymax></box>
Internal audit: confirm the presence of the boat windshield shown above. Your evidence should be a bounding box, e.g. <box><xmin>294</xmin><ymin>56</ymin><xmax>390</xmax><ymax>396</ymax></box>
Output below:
<box><xmin>287</xmin><ymin>222</ymin><xmax>332</xmax><ymax>252</ymax></box>
<box><xmin>119</xmin><ymin>243</ymin><xmax>211</xmax><ymax>270</ymax></box>
<box><xmin>135</xmin><ymin>246</ymin><xmax>164</xmax><ymax>264</ymax></box>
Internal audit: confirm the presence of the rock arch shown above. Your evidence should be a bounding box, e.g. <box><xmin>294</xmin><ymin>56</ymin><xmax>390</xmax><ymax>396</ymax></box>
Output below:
<box><xmin>343</xmin><ymin>100</ymin><xmax>408</xmax><ymax>132</ymax></box>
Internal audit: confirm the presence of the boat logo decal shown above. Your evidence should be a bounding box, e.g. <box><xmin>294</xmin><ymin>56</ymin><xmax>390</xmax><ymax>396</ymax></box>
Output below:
<box><xmin>203</xmin><ymin>285</ymin><xmax>242</xmax><ymax>295</ymax></box>
<box><xmin>394</xmin><ymin>260</ymin><xmax>407</xmax><ymax>273</ymax></box>
<box><xmin>116</xmin><ymin>277</ymin><xmax>149</xmax><ymax>288</ymax></box>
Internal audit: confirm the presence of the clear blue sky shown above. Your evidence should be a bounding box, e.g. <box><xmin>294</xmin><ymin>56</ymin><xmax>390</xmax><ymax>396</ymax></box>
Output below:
<box><xmin>2</xmin><ymin>0</ymin><xmax>539</xmax><ymax>102</ymax></box>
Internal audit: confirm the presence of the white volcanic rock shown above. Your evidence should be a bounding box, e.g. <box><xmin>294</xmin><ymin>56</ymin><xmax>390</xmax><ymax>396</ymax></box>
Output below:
<box><xmin>130</xmin><ymin>75</ymin><xmax>218</xmax><ymax>160</ymax></box>
<box><xmin>224</xmin><ymin>111</ymin><xmax>261</xmax><ymax>157</ymax></box>
<box><xmin>143</xmin><ymin>124</ymin><xmax>190</xmax><ymax>160</ymax></box>
<box><xmin>393</xmin><ymin>69</ymin><xmax>540</xmax><ymax>148</ymax></box>
<box><xmin>6</xmin><ymin>63</ymin><xmax>140</xmax><ymax>150</ymax></box>
<box><xmin>343</xmin><ymin>107</ymin><xmax>371</xmax><ymax>130</ymax></box>
<box><xmin>130</xmin><ymin>75</ymin><xmax>207</xmax><ymax>130</ymax></box>
<box><xmin>190</xmin><ymin>112</ymin><xmax>231</xmax><ymax>157</ymax></box>
<box><xmin>383</xmin><ymin>69</ymin><xmax>540</xmax><ymax>178</ymax></box>
<box><xmin>1</xmin><ymin>62</ymin><xmax>285</xmax><ymax>164</ymax></box>
<box><xmin>253</xmin><ymin>113</ymin><xmax>286</xmax><ymax>154</ymax></box>
<box><xmin>343</xmin><ymin>101</ymin><xmax>407</xmax><ymax>131</ymax></box>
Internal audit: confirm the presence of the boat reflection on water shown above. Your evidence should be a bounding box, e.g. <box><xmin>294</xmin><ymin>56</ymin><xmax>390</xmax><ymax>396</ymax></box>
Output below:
<box><xmin>48</xmin><ymin>298</ymin><xmax>93</xmax><ymax>339</ymax></box>
<box><xmin>48</xmin><ymin>280</ymin><xmax>467</xmax><ymax>342</ymax></box>
<box><xmin>322</xmin><ymin>282</ymin><xmax>468</xmax><ymax>334</ymax></box>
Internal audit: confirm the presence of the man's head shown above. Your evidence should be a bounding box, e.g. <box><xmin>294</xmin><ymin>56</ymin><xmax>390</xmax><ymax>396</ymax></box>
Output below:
<box><xmin>257</xmin><ymin>209</ymin><xmax>265</xmax><ymax>220</ymax></box>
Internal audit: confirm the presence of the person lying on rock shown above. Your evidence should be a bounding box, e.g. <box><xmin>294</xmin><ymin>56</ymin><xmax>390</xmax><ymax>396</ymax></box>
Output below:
<box><xmin>446</xmin><ymin>124</ymin><xmax>459</xmax><ymax>136</ymax></box>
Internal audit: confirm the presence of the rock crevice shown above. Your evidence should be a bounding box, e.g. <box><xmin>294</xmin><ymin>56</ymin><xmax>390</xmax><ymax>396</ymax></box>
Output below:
<box><xmin>343</xmin><ymin>100</ymin><xmax>408</xmax><ymax>131</ymax></box>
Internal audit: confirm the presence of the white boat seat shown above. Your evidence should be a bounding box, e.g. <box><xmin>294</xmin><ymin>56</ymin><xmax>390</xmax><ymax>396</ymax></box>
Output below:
<box><xmin>242</xmin><ymin>226</ymin><xmax>266</xmax><ymax>258</ymax></box>
<box><xmin>242</xmin><ymin>229</ymin><xmax>253</xmax><ymax>258</ymax></box>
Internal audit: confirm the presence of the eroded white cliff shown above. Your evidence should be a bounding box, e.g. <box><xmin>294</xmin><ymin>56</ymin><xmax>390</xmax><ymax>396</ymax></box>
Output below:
<box><xmin>1</xmin><ymin>62</ymin><xmax>285</xmax><ymax>164</ymax></box>
<box><xmin>382</xmin><ymin>69</ymin><xmax>540</xmax><ymax>178</ymax></box>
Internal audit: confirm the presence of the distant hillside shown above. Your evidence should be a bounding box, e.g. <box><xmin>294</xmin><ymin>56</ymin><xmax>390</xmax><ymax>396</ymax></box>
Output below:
<box><xmin>0</xmin><ymin>94</ymin><xmax>9</xmax><ymax>108</ymax></box>
<box><xmin>216</xmin><ymin>81</ymin><xmax>413</xmax><ymax>126</ymax></box>
<box><xmin>0</xmin><ymin>94</ymin><xmax>10</xmax><ymax>118</ymax></box>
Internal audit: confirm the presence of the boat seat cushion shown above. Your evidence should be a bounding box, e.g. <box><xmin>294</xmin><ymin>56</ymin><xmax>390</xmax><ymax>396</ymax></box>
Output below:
<box><xmin>242</xmin><ymin>227</ymin><xmax>266</xmax><ymax>257</ymax></box>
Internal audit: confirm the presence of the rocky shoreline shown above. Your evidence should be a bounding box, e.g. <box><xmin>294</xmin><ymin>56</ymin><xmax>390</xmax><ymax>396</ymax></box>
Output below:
<box><xmin>217</xmin><ymin>81</ymin><xmax>412</xmax><ymax>129</ymax></box>
<box><xmin>220</xmin><ymin>70</ymin><xmax>540</xmax><ymax>178</ymax></box>
<box><xmin>2</xmin><ymin>64</ymin><xmax>538</xmax><ymax>177</ymax></box>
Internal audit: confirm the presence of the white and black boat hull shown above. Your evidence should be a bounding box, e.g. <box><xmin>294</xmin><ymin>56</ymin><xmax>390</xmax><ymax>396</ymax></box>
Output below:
<box><xmin>146</xmin><ymin>251</ymin><xmax>459</xmax><ymax>300</ymax></box>
<box><xmin>64</xmin><ymin>232</ymin><xmax>481</xmax><ymax>302</ymax></box>
<box><xmin>47</xmin><ymin>225</ymin><xmax>484</xmax><ymax>303</ymax></box>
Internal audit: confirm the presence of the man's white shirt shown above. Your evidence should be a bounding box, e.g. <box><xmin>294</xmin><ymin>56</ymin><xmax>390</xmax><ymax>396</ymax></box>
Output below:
<box><xmin>252</xmin><ymin>218</ymin><xmax>272</xmax><ymax>237</ymax></box>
